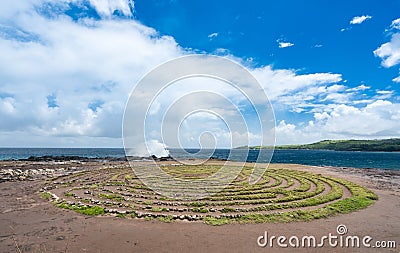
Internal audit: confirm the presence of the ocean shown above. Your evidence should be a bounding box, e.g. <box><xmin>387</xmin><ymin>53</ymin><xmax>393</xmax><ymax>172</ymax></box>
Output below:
<box><xmin>0</xmin><ymin>148</ymin><xmax>399</xmax><ymax>170</ymax></box>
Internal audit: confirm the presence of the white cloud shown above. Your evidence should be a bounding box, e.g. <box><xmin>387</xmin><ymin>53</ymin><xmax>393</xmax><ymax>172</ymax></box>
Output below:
<box><xmin>393</xmin><ymin>76</ymin><xmax>400</xmax><ymax>83</ymax></box>
<box><xmin>326</xmin><ymin>84</ymin><xmax>346</xmax><ymax>92</ymax></box>
<box><xmin>252</xmin><ymin>66</ymin><xmax>342</xmax><ymax>102</ymax></box>
<box><xmin>275</xmin><ymin>100</ymin><xmax>400</xmax><ymax>145</ymax></box>
<box><xmin>340</xmin><ymin>27</ymin><xmax>352</xmax><ymax>32</ymax></box>
<box><xmin>277</xmin><ymin>41</ymin><xmax>294</xmax><ymax>48</ymax></box>
<box><xmin>390</xmin><ymin>18</ymin><xmax>400</xmax><ymax>30</ymax></box>
<box><xmin>374</xmin><ymin>90</ymin><xmax>394</xmax><ymax>100</ymax></box>
<box><xmin>0</xmin><ymin>0</ymin><xmax>183</xmax><ymax>147</ymax></box>
<box><xmin>350</xmin><ymin>15</ymin><xmax>372</xmax><ymax>25</ymax></box>
<box><xmin>346</xmin><ymin>84</ymin><xmax>370</xmax><ymax>92</ymax></box>
<box><xmin>374</xmin><ymin>18</ymin><xmax>400</xmax><ymax>68</ymax></box>
<box><xmin>374</xmin><ymin>33</ymin><xmax>400</xmax><ymax>68</ymax></box>
<box><xmin>321</xmin><ymin>101</ymin><xmax>400</xmax><ymax>136</ymax></box>
<box><xmin>213</xmin><ymin>48</ymin><xmax>230</xmax><ymax>55</ymax></box>
<box><xmin>341</xmin><ymin>15</ymin><xmax>372</xmax><ymax>32</ymax></box>
<box><xmin>323</xmin><ymin>92</ymin><xmax>351</xmax><ymax>103</ymax></box>
<box><xmin>208</xmin><ymin>32</ymin><xmax>218</xmax><ymax>38</ymax></box>
<box><xmin>88</xmin><ymin>0</ymin><xmax>134</xmax><ymax>17</ymax></box>
<box><xmin>376</xmin><ymin>90</ymin><xmax>393</xmax><ymax>95</ymax></box>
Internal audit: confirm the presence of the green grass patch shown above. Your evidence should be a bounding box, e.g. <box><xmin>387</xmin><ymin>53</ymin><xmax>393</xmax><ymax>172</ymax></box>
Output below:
<box><xmin>203</xmin><ymin>216</ymin><xmax>230</xmax><ymax>226</ymax></box>
<box><xmin>89</xmin><ymin>184</ymin><xmax>99</xmax><ymax>189</ymax></box>
<box><xmin>151</xmin><ymin>207</ymin><xmax>164</xmax><ymax>212</ymax></box>
<box><xmin>124</xmin><ymin>175</ymin><xmax>133</xmax><ymax>180</ymax></box>
<box><xmin>56</xmin><ymin>202</ymin><xmax>105</xmax><ymax>216</ymax></box>
<box><xmin>116</xmin><ymin>213</ymin><xmax>127</xmax><ymax>218</ymax></box>
<box><xmin>40</xmin><ymin>191</ymin><xmax>52</xmax><ymax>200</ymax></box>
<box><xmin>220</xmin><ymin>207</ymin><xmax>235</xmax><ymax>213</ymax></box>
<box><xmin>108</xmin><ymin>181</ymin><xmax>126</xmax><ymax>186</ymax></box>
<box><xmin>99</xmin><ymin>193</ymin><xmax>124</xmax><ymax>201</ymax></box>
<box><xmin>157</xmin><ymin>215</ymin><xmax>174</xmax><ymax>223</ymax></box>
<box><xmin>192</xmin><ymin>207</ymin><xmax>209</xmax><ymax>213</ymax></box>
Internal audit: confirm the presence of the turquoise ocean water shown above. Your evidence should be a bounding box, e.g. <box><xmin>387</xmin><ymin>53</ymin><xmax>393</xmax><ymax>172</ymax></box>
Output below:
<box><xmin>0</xmin><ymin>148</ymin><xmax>399</xmax><ymax>170</ymax></box>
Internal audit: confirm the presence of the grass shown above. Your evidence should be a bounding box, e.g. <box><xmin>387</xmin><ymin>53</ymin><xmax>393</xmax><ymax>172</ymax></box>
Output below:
<box><xmin>124</xmin><ymin>175</ymin><xmax>133</xmax><ymax>180</ymax></box>
<box><xmin>326</xmin><ymin>196</ymin><xmax>374</xmax><ymax>214</ymax></box>
<box><xmin>204</xmin><ymin>216</ymin><xmax>230</xmax><ymax>226</ymax></box>
<box><xmin>157</xmin><ymin>215</ymin><xmax>174</xmax><ymax>223</ymax></box>
<box><xmin>89</xmin><ymin>184</ymin><xmax>99</xmax><ymax>189</ymax></box>
<box><xmin>46</xmin><ymin>165</ymin><xmax>378</xmax><ymax>225</ymax></box>
<box><xmin>56</xmin><ymin>202</ymin><xmax>105</xmax><ymax>216</ymax></box>
<box><xmin>116</xmin><ymin>213</ymin><xmax>127</xmax><ymax>218</ymax></box>
<box><xmin>161</xmin><ymin>165</ymin><xmax>222</xmax><ymax>179</ymax></box>
<box><xmin>99</xmin><ymin>193</ymin><xmax>124</xmax><ymax>201</ymax></box>
<box><xmin>144</xmin><ymin>216</ymin><xmax>154</xmax><ymax>221</ymax></box>
<box><xmin>255</xmin><ymin>138</ymin><xmax>400</xmax><ymax>152</ymax></box>
<box><xmin>220</xmin><ymin>207</ymin><xmax>235</xmax><ymax>213</ymax></box>
<box><xmin>40</xmin><ymin>191</ymin><xmax>52</xmax><ymax>200</ymax></box>
<box><xmin>107</xmin><ymin>181</ymin><xmax>126</xmax><ymax>186</ymax></box>
<box><xmin>192</xmin><ymin>207</ymin><xmax>209</xmax><ymax>213</ymax></box>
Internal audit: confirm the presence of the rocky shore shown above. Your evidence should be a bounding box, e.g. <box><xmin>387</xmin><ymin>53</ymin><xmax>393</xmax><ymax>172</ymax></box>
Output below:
<box><xmin>0</xmin><ymin>158</ymin><xmax>126</xmax><ymax>183</ymax></box>
<box><xmin>0</xmin><ymin>161</ymin><xmax>86</xmax><ymax>182</ymax></box>
<box><xmin>0</xmin><ymin>155</ymin><xmax>178</xmax><ymax>183</ymax></box>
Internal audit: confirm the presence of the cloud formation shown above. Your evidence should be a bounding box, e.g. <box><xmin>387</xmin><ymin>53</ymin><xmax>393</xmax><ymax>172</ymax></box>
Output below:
<box><xmin>350</xmin><ymin>15</ymin><xmax>372</xmax><ymax>25</ymax></box>
<box><xmin>374</xmin><ymin>18</ymin><xmax>400</xmax><ymax>82</ymax></box>
<box><xmin>208</xmin><ymin>32</ymin><xmax>218</xmax><ymax>38</ymax></box>
<box><xmin>390</xmin><ymin>18</ymin><xmax>400</xmax><ymax>30</ymax></box>
<box><xmin>276</xmin><ymin>100</ymin><xmax>400</xmax><ymax>144</ymax></box>
<box><xmin>0</xmin><ymin>1</ymin><xmax>398</xmax><ymax>148</ymax></box>
<box><xmin>0</xmin><ymin>0</ymin><xmax>182</xmax><ymax>147</ymax></box>
<box><xmin>88</xmin><ymin>0</ymin><xmax>134</xmax><ymax>17</ymax></box>
<box><xmin>277</xmin><ymin>40</ymin><xmax>294</xmax><ymax>48</ymax></box>
<box><xmin>374</xmin><ymin>33</ymin><xmax>400</xmax><ymax>68</ymax></box>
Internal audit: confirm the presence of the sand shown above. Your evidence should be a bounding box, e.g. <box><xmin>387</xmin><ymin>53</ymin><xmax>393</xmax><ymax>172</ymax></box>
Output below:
<box><xmin>0</xmin><ymin>161</ymin><xmax>399</xmax><ymax>253</ymax></box>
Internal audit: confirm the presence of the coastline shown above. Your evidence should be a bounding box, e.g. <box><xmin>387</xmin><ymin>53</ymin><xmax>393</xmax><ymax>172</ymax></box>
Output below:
<box><xmin>1</xmin><ymin>156</ymin><xmax>399</xmax><ymax>186</ymax></box>
<box><xmin>1</xmin><ymin>148</ymin><xmax>400</xmax><ymax>170</ymax></box>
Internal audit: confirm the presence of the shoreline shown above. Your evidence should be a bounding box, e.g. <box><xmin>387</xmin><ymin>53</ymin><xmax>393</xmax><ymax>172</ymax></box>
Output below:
<box><xmin>1</xmin><ymin>157</ymin><xmax>399</xmax><ymax>184</ymax></box>
<box><xmin>1</xmin><ymin>147</ymin><xmax>400</xmax><ymax>170</ymax></box>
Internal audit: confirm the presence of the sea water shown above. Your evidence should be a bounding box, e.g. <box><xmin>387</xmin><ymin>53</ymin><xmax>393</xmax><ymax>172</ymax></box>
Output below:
<box><xmin>0</xmin><ymin>148</ymin><xmax>399</xmax><ymax>170</ymax></box>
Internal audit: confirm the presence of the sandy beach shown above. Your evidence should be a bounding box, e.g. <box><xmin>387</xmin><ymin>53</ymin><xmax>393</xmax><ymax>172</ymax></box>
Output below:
<box><xmin>0</xmin><ymin>160</ymin><xmax>399</xmax><ymax>253</ymax></box>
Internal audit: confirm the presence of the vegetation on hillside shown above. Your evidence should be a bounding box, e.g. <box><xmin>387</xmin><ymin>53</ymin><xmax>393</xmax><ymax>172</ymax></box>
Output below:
<box><xmin>240</xmin><ymin>138</ymin><xmax>400</xmax><ymax>152</ymax></box>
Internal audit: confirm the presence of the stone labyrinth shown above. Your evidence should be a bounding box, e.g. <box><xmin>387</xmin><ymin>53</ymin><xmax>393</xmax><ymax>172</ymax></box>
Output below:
<box><xmin>42</xmin><ymin>163</ymin><xmax>377</xmax><ymax>225</ymax></box>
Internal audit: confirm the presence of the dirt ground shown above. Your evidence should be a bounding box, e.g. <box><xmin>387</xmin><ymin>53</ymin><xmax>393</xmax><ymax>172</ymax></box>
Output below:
<box><xmin>0</xmin><ymin>162</ymin><xmax>399</xmax><ymax>253</ymax></box>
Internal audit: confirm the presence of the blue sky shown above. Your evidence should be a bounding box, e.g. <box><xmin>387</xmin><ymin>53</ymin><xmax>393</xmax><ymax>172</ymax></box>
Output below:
<box><xmin>0</xmin><ymin>0</ymin><xmax>399</xmax><ymax>148</ymax></box>
<box><xmin>134</xmin><ymin>0</ymin><xmax>400</xmax><ymax>125</ymax></box>
<box><xmin>135</xmin><ymin>0</ymin><xmax>398</xmax><ymax>79</ymax></box>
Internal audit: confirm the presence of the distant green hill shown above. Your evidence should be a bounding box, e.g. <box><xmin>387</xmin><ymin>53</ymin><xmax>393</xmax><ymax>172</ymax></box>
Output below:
<box><xmin>240</xmin><ymin>138</ymin><xmax>400</xmax><ymax>152</ymax></box>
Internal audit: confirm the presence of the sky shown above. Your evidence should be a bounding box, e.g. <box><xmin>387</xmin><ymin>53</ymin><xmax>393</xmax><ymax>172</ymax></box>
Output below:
<box><xmin>0</xmin><ymin>0</ymin><xmax>399</xmax><ymax>148</ymax></box>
